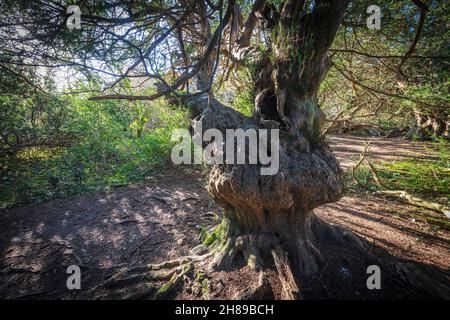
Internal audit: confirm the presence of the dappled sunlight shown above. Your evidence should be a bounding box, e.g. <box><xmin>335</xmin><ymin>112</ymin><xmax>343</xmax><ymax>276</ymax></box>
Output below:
<box><xmin>0</xmin><ymin>172</ymin><xmax>215</xmax><ymax>298</ymax></box>
<box><xmin>1</xmin><ymin>137</ymin><xmax>449</xmax><ymax>299</ymax></box>
<box><xmin>317</xmin><ymin>195</ymin><xmax>450</xmax><ymax>270</ymax></box>
<box><xmin>329</xmin><ymin>135</ymin><xmax>441</xmax><ymax>169</ymax></box>
<box><xmin>0</xmin><ymin>0</ymin><xmax>448</xmax><ymax>301</ymax></box>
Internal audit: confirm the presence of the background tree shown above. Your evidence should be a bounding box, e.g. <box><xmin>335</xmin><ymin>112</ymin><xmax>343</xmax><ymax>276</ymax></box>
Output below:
<box><xmin>0</xmin><ymin>60</ymin><xmax>69</xmax><ymax>157</ymax></box>
<box><xmin>320</xmin><ymin>0</ymin><xmax>449</xmax><ymax>139</ymax></box>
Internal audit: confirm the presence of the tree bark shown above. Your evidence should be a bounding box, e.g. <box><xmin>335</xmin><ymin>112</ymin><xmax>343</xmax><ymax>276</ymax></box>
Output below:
<box><xmin>407</xmin><ymin>108</ymin><xmax>449</xmax><ymax>140</ymax></box>
<box><xmin>176</xmin><ymin>1</ymin><xmax>352</xmax><ymax>290</ymax></box>
<box><xmin>183</xmin><ymin>93</ymin><xmax>343</xmax><ymax>295</ymax></box>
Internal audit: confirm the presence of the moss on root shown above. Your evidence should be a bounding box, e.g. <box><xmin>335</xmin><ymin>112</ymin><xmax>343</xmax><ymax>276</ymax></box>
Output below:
<box><xmin>153</xmin><ymin>262</ymin><xmax>193</xmax><ymax>300</ymax></box>
<box><xmin>200</xmin><ymin>218</ymin><xmax>227</xmax><ymax>247</ymax></box>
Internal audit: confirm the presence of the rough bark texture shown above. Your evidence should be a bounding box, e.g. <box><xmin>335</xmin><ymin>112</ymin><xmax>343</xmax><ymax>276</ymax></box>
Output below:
<box><xmin>253</xmin><ymin>0</ymin><xmax>349</xmax><ymax>150</ymax></box>
<box><xmin>407</xmin><ymin>108</ymin><xmax>450</xmax><ymax>140</ymax></box>
<box><xmin>96</xmin><ymin>0</ymin><xmax>450</xmax><ymax>299</ymax></box>
<box><xmin>182</xmin><ymin>92</ymin><xmax>344</xmax><ymax>296</ymax></box>
<box><xmin>178</xmin><ymin>0</ymin><xmax>352</xmax><ymax>293</ymax></box>
<box><xmin>163</xmin><ymin>0</ymin><xmax>450</xmax><ymax>300</ymax></box>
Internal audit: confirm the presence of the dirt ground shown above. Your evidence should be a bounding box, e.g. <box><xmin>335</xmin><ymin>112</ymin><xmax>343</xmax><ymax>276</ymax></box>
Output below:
<box><xmin>0</xmin><ymin>134</ymin><xmax>449</xmax><ymax>299</ymax></box>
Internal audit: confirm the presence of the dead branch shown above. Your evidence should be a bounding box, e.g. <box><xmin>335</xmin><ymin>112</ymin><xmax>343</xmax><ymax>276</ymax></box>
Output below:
<box><xmin>271</xmin><ymin>245</ymin><xmax>300</xmax><ymax>300</ymax></box>
<box><xmin>352</xmin><ymin>143</ymin><xmax>450</xmax><ymax>218</ymax></box>
<box><xmin>351</xmin><ymin>141</ymin><xmax>371</xmax><ymax>189</ymax></box>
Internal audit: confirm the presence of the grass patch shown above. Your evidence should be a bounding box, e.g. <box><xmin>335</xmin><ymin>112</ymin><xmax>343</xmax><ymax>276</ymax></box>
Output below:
<box><xmin>379</xmin><ymin>140</ymin><xmax>448</xmax><ymax>199</ymax></box>
<box><xmin>347</xmin><ymin>140</ymin><xmax>449</xmax><ymax>230</ymax></box>
<box><xmin>426</xmin><ymin>216</ymin><xmax>450</xmax><ymax>231</ymax></box>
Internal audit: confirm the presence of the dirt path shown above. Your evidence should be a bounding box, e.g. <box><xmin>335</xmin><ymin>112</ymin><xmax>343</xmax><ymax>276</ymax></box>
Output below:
<box><xmin>0</xmin><ymin>135</ymin><xmax>448</xmax><ymax>299</ymax></box>
<box><xmin>328</xmin><ymin>134</ymin><xmax>439</xmax><ymax>169</ymax></box>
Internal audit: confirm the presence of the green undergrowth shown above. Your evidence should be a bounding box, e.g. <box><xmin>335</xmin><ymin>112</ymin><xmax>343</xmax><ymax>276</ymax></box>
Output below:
<box><xmin>0</xmin><ymin>99</ymin><xmax>190</xmax><ymax>208</ymax></box>
<box><xmin>350</xmin><ymin>140</ymin><xmax>449</xmax><ymax>197</ymax></box>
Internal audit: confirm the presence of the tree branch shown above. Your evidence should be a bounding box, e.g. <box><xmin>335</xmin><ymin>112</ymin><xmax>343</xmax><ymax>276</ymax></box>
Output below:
<box><xmin>399</xmin><ymin>0</ymin><xmax>429</xmax><ymax>73</ymax></box>
<box><xmin>331</xmin><ymin>61</ymin><xmax>441</xmax><ymax>108</ymax></box>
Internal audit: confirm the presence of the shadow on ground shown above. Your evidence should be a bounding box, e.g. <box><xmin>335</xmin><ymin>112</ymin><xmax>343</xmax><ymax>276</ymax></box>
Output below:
<box><xmin>0</xmin><ymin>136</ymin><xmax>448</xmax><ymax>299</ymax></box>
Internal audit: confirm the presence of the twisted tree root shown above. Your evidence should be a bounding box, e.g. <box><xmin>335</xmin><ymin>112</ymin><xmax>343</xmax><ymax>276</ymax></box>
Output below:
<box><xmin>153</xmin><ymin>262</ymin><xmax>194</xmax><ymax>300</ymax></box>
<box><xmin>88</xmin><ymin>214</ymin><xmax>450</xmax><ymax>300</ymax></box>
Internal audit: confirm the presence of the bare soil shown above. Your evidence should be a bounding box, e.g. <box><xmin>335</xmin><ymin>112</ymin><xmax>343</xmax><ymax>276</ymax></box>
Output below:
<box><xmin>0</xmin><ymin>135</ymin><xmax>449</xmax><ymax>299</ymax></box>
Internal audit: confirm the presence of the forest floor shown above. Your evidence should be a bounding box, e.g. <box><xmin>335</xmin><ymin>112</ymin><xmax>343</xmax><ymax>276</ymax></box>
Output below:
<box><xmin>0</xmin><ymin>134</ymin><xmax>449</xmax><ymax>299</ymax></box>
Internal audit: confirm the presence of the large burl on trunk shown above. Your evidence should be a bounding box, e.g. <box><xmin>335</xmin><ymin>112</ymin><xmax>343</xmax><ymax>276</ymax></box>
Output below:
<box><xmin>144</xmin><ymin>0</ymin><xmax>447</xmax><ymax>300</ymax></box>
<box><xmin>190</xmin><ymin>94</ymin><xmax>351</xmax><ymax>299</ymax></box>
<box><xmin>206</xmin><ymin>131</ymin><xmax>345</xmax><ymax>279</ymax></box>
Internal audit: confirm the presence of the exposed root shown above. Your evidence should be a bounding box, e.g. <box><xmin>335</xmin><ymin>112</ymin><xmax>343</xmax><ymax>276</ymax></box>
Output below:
<box><xmin>89</xmin><ymin>252</ymin><xmax>215</xmax><ymax>299</ymax></box>
<box><xmin>148</xmin><ymin>256</ymin><xmax>195</xmax><ymax>271</ymax></box>
<box><xmin>240</xmin><ymin>236</ymin><xmax>264</xmax><ymax>271</ymax></box>
<box><xmin>147</xmin><ymin>258</ymin><xmax>191</xmax><ymax>271</ymax></box>
<box><xmin>148</xmin><ymin>250</ymin><xmax>216</xmax><ymax>269</ymax></box>
<box><xmin>191</xmin><ymin>244</ymin><xmax>209</xmax><ymax>255</ymax></box>
<box><xmin>95</xmin><ymin>270</ymin><xmax>147</xmax><ymax>290</ymax></box>
<box><xmin>88</xmin><ymin>203</ymin><xmax>450</xmax><ymax>300</ymax></box>
<box><xmin>153</xmin><ymin>262</ymin><xmax>193</xmax><ymax>300</ymax></box>
<box><xmin>189</xmin><ymin>269</ymin><xmax>211</xmax><ymax>299</ymax></box>
<box><xmin>208</xmin><ymin>233</ymin><xmax>266</xmax><ymax>272</ymax></box>
<box><xmin>203</xmin><ymin>219</ymin><xmax>266</xmax><ymax>272</ymax></box>
<box><xmin>200</xmin><ymin>214</ymin><xmax>376</xmax><ymax>300</ymax></box>
<box><xmin>271</xmin><ymin>245</ymin><xmax>300</xmax><ymax>300</ymax></box>
<box><xmin>208</xmin><ymin>237</ymin><xmax>238</xmax><ymax>271</ymax></box>
<box><xmin>87</xmin><ymin>265</ymin><xmax>158</xmax><ymax>299</ymax></box>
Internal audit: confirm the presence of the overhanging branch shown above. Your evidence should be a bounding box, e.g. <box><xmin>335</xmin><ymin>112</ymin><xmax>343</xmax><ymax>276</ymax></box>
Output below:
<box><xmin>399</xmin><ymin>0</ymin><xmax>429</xmax><ymax>73</ymax></box>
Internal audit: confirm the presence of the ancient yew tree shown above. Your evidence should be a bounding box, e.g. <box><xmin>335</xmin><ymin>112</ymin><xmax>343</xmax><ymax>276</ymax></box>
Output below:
<box><xmin>2</xmin><ymin>0</ymin><xmax>449</xmax><ymax>299</ymax></box>
<box><xmin>200</xmin><ymin>0</ymin><xmax>349</xmax><ymax>289</ymax></box>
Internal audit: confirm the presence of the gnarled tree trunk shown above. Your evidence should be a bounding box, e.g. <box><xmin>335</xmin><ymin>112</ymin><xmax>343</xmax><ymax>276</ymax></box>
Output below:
<box><xmin>183</xmin><ymin>0</ymin><xmax>352</xmax><ymax>297</ymax></box>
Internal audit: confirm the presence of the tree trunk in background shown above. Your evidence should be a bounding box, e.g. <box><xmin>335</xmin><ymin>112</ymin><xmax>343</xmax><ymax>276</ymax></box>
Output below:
<box><xmin>195</xmin><ymin>1</ymin><xmax>214</xmax><ymax>93</ymax></box>
<box><xmin>407</xmin><ymin>108</ymin><xmax>450</xmax><ymax>140</ymax></box>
